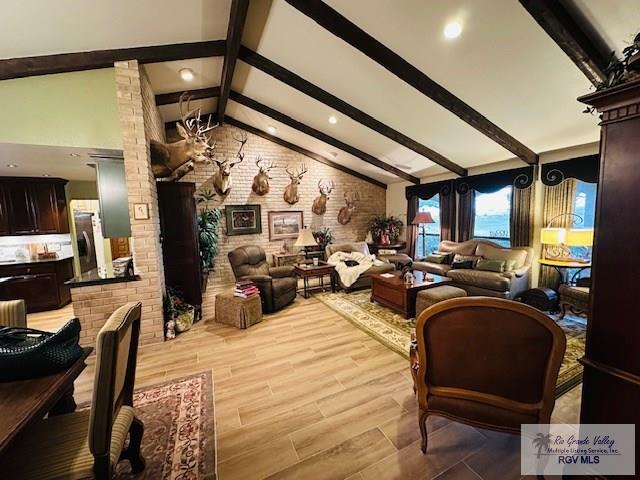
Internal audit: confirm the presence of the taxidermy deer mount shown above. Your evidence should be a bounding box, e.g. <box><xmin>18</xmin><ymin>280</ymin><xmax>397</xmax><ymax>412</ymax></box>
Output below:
<box><xmin>210</xmin><ymin>130</ymin><xmax>247</xmax><ymax>195</ymax></box>
<box><xmin>283</xmin><ymin>164</ymin><xmax>308</xmax><ymax>205</ymax></box>
<box><xmin>150</xmin><ymin>93</ymin><xmax>217</xmax><ymax>181</ymax></box>
<box><xmin>337</xmin><ymin>191</ymin><xmax>360</xmax><ymax>225</ymax></box>
<box><xmin>251</xmin><ymin>155</ymin><xmax>275</xmax><ymax>196</ymax></box>
<box><xmin>311</xmin><ymin>179</ymin><xmax>335</xmax><ymax>215</ymax></box>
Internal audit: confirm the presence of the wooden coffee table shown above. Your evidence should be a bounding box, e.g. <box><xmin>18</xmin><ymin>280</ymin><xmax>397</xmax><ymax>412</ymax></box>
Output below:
<box><xmin>370</xmin><ymin>271</ymin><xmax>451</xmax><ymax>318</ymax></box>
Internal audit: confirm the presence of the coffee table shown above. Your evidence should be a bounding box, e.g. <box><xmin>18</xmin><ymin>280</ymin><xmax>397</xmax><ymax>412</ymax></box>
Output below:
<box><xmin>370</xmin><ymin>271</ymin><xmax>451</xmax><ymax>318</ymax></box>
<box><xmin>294</xmin><ymin>262</ymin><xmax>336</xmax><ymax>298</ymax></box>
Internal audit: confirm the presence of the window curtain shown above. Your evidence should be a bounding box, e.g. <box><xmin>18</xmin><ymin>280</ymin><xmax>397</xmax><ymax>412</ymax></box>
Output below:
<box><xmin>510</xmin><ymin>185</ymin><xmax>535</xmax><ymax>247</ymax></box>
<box><xmin>406</xmin><ymin>195</ymin><xmax>418</xmax><ymax>259</ymax></box>
<box><xmin>457</xmin><ymin>190</ymin><xmax>475</xmax><ymax>242</ymax></box>
<box><xmin>439</xmin><ymin>191</ymin><xmax>456</xmax><ymax>241</ymax></box>
<box><xmin>539</xmin><ymin>179</ymin><xmax>577</xmax><ymax>289</ymax></box>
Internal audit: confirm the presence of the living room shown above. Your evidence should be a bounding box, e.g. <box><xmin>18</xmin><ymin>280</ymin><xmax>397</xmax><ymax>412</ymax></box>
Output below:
<box><xmin>0</xmin><ymin>1</ymin><xmax>638</xmax><ymax>479</ymax></box>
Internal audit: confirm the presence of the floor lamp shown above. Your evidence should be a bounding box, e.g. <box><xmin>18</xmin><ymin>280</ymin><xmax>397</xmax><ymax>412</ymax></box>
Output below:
<box><xmin>411</xmin><ymin>211</ymin><xmax>435</xmax><ymax>257</ymax></box>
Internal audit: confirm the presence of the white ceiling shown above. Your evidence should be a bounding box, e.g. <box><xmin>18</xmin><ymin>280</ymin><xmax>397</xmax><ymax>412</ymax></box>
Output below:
<box><xmin>145</xmin><ymin>58</ymin><xmax>224</xmax><ymax>94</ymax></box>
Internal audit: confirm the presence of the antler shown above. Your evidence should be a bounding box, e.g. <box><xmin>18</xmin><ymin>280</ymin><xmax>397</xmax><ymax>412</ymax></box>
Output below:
<box><xmin>285</xmin><ymin>164</ymin><xmax>295</xmax><ymax>178</ymax></box>
<box><xmin>318</xmin><ymin>179</ymin><xmax>335</xmax><ymax>195</ymax></box>
<box><xmin>296</xmin><ymin>164</ymin><xmax>308</xmax><ymax>179</ymax></box>
<box><xmin>344</xmin><ymin>191</ymin><xmax>360</xmax><ymax>205</ymax></box>
<box><xmin>179</xmin><ymin>93</ymin><xmax>199</xmax><ymax>133</ymax></box>
<box><xmin>230</xmin><ymin>131</ymin><xmax>248</xmax><ymax>166</ymax></box>
<box><xmin>256</xmin><ymin>155</ymin><xmax>273</xmax><ymax>172</ymax></box>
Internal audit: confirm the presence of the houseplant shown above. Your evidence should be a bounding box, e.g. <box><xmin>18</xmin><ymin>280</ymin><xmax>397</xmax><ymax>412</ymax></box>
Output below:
<box><xmin>164</xmin><ymin>287</ymin><xmax>195</xmax><ymax>337</ymax></box>
<box><xmin>369</xmin><ymin>215</ymin><xmax>404</xmax><ymax>244</ymax></box>
<box><xmin>196</xmin><ymin>189</ymin><xmax>223</xmax><ymax>276</ymax></box>
<box><xmin>312</xmin><ymin>227</ymin><xmax>333</xmax><ymax>251</ymax></box>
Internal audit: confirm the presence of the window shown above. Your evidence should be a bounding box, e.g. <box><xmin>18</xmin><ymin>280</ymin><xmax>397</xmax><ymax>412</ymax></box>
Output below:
<box><xmin>473</xmin><ymin>186</ymin><xmax>512</xmax><ymax>247</ymax></box>
<box><xmin>570</xmin><ymin>180</ymin><xmax>597</xmax><ymax>264</ymax></box>
<box><xmin>416</xmin><ymin>196</ymin><xmax>441</xmax><ymax>258</ymax></box>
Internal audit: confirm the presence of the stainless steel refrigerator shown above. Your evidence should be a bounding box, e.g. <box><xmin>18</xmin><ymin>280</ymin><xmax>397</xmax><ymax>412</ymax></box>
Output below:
<box><xmin>74</xmin><ymin>212</ymin><xmax>98</xmax><ymax>273</ymax></box>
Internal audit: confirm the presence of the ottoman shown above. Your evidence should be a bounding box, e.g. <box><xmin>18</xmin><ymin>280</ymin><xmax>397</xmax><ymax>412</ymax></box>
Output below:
<box><xmin>415</xmin><ymin>285</ymin><xmax>467</xmax><ymax>318</ymax></box>
<box><xmin>215</xmin><ymin>292</ymin><xmax>263</xmax><ymax>329</ymax></box>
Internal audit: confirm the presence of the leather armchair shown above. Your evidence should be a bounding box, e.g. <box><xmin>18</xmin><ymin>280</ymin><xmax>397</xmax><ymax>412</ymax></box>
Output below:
<box><xmin>228</xmin><ymin>246</ymin><xmax>297</xmax><ymax>313</ymax></box>
<box><xmin>414</xmin><ymin>297</ymin><xmax>566</xmax><ymax>454</ymax></box>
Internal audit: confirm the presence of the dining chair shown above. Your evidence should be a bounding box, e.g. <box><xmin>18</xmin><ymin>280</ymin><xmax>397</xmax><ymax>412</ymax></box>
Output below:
<box><xmin>3</xmin><ymin>302</ymin><xmax>145</xmax><ymax>479</ymax></box>
<box><xmin>414</xmin><ymin>297</ymin><xmax>566</xmax><ymax>454</ymax></box>
<box><xmin>0</xmin><ymin>299</ymin><xmax>26</xmax><ymax>327</ymax></box>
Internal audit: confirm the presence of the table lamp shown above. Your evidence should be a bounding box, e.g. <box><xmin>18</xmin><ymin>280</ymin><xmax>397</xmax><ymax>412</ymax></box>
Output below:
<box><xmin>411</xmin><ymin>211</ymin><xmax>435</xmax><ymax>257</ymax></box>
<box><xmin>294</xmin><ymin>226</ymin><xmax>318</xmax><ymax>260</ymax></box>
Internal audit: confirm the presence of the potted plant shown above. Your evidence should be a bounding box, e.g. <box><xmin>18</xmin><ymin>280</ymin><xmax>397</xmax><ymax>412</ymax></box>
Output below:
<box><xmin>164</xmin><ymin>287</ymin><xmax>195</xmax><ymax>337</ymax></box>
<box><xmin>369</xmin><ymin>215</ymin><xmax>389</xmax><ymax>243</ymax></box>
<box><xmin>196</xmin><ymin>189</ymin><xmax>223</xmax><ymax>290</ymax></box>
<box><xmin>312</xmin><ymin>227</ymin><xmax>333</xmax><ymax>252</ymax></box>
<box><xmin>386</xmin><ymin>216</ymin><xmax>404</xmax><ymax>243</ymax></box>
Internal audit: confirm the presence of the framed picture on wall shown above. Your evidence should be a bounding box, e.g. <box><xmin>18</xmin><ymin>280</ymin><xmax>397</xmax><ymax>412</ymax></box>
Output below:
<box><xmin>268</xmin><ymin>211</ymin><xmax>304</xmax><ymax>241</ymax></box>
<box><xmin>225</xmin><ymin>205</ymin><xmax>262</xmax><ymax>235</ymax></box>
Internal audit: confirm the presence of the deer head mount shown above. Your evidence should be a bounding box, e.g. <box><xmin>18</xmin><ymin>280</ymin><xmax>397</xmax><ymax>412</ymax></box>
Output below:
<box><xmin>283</xmin><ymin>163</ymin><xmax>308</xmax><ymax>205</ymax></box>
<box><xmin>311</xmin><ymin>179</ymin><xmax>335</xmax><ymax>215</ymax></box>
<box><xmin>251</xmin><ymin>155</ymin><xmax>275</xmax><ymax>196</ymax></box>
<box><xmin>210</xmin><ymin>130</ymin><xmax>247</xmax><ymax>195</ymax></box>
<box><xmin>338</xmin><ymin>191</ymin><xmax>360</xmax><ymax>225</ymax></box>
<box><xmin>150</xmin><ymin>92</ymin><xmax>217</xmax><ymax>181</ymax></box>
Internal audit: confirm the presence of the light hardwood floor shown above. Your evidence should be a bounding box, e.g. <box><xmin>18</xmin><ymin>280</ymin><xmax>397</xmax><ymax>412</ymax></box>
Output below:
<box><xmin>28</xmin><ymin>297</ymin><xmax>581</xmax><ymax>480</ymax></box>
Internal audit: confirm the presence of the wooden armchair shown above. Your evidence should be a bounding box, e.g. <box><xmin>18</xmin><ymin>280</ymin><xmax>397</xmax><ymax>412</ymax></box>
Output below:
<box><xmin>4</xmin><ymin>302</ymin><xmax>145</xmax><ymax>479</ymax></box>
<box><xmin>415</xmin><ymin>297</ymin><xmax>566</xmax><ymax>453</ymax></box>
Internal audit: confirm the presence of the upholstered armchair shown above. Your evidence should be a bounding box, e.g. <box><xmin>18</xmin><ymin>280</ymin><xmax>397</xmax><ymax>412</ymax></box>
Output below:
<box><xmin>228</xmin><ymin>246</ymin><xmax>297</xmax><ymax>313</ymax></box>
<box><xmin>414</xmin><ymin>297</ymin><xmax>566</xmax><ymax>453</ymax></box>
<box><xmin>0</xmin><ymin>299</ymin><xmax>26</xmax><ymax>327</ymax></box>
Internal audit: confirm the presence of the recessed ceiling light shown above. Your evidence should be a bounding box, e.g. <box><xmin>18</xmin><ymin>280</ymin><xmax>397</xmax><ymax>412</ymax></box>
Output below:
<box><xmin>267</xmin><ymin>125</ymin><xmax>277</xmax><ymax>134</ymax></box>
<box><xmin>6</xmin><ymin>164</ymin><xmax>17</xmax><ymax>168</ymax></box>
<box><xmin>444</xmin><ymin>21</ymin><xmax>462</xmax><ymax>39</ymax></box>
<box><xmin>42</xmin><ymin>173</ymin><xmax>51</xmax><ymax>177</ymax></box>
<box><xmin>328</xmin><ymin>115</ymin><xmax>338</xmax><ymax>124</ymax></box>
<box><xmin>179</xmin><ymin>68</ymin><xmax>195</xmax><ymax>82</ymax></box>
<box><xmin>69</xmin><ymin>153</ymin><xmax>81</xmax><ymax>157</ymax></box>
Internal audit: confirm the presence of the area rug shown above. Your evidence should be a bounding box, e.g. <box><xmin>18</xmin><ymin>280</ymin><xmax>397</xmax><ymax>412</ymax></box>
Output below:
<box><xmin>112</xmin><ymin>371</ymin><xmax>216</xmax><ymax>480</ymax></box>
<box><xmin>316</xmin><ymin>290</ymin><xmax>586</xmax><ymax>397</ymax></box>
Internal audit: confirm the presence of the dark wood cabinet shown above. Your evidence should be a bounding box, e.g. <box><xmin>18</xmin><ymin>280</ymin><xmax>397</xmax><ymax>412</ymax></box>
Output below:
<box><xmin>0</xmin><ymin>177</ymin><xmax>69</xmax><ymax>236</ymax></box>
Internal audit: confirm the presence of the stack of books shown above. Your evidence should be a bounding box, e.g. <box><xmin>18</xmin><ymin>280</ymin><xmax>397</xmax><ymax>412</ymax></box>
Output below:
<box><xmin>234</xmin><ymin>280</ymin><xmax>260</xmax><ymax>298</ymax></box>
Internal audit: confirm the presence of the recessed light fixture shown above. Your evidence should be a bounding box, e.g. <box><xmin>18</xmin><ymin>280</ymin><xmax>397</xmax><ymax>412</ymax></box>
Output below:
<box><xmin>179</xmin><ymin>68</ymin><xmax>195</xmax><ymax>82</ymax></box>
<box><xmin>6</xmin><ymin>164</ymin><xmax>17</xmax><ymax>168</ymax></box>
<box><xmin>443</xmin><ymin>21</ymin><xmax>462</xmax><ymax>39</ymax></box>
<box><xmin>267</xmin><ymin>125</ymin><xmax>277</xmax><ymax>134</ymax></box>
<box><xmin>42</xmin><ymin>173</ymin><xmax>51</xmax><ymax>177</ymax></box>
<box><xmin>69</xmin><ymin>153</ymin><xmax>81</xmax><ymax>157</ymax></box>
<box><xmin>328</xmin><ymin>115</ymin><xmax>338</xmax><ymax>124</ymax></box>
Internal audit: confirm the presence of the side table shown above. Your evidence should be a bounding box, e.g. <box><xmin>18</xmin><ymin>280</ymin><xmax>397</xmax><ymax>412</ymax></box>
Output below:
<box><xmin>215</xmin><ymin>292</ymin><xmax>262</xmax><ymax>329</ymax></box>
<box><xmin>293</xmin><ymin>262</ymin><xmax>336</xmax><ymax>298</ymax></box>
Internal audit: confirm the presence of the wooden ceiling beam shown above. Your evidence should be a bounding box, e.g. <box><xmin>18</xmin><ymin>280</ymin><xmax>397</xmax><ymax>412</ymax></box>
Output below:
<box><xmin>216</xmin><ymin>0</ymin><xmax>250</xmax><ymax>123</ymax></box>
<box><xmin>229</xmin><ymin>91</ymin><xmax>419</xmax><ymax>184</ymax></box>
<box><xmin>224</xmin><ymin>116</ymin><xmax>387</xmax><ymax>189</ymax></box>
<box><xmin>519</xmin><ymin>0</ymin><xmax>611</xmax><ymax>87</ymax></box>
<box><xmin>284</xmin><ymin>0</ymin><xmax>538</xmax><ymax>165</ymax></box>
<box><xmin>155</xmin><ymin>86</ymin><xmax>220</xmax><ymax>106</ymax></box>
<box><xmin>239</xmin><ymin>46</ymin><xmax>467</xmax><ymax>176</ymax></box>
<box><xmin>0</xmin><ymin>40</ymin><xmax>226</xmax><ymax>81</ymax></box>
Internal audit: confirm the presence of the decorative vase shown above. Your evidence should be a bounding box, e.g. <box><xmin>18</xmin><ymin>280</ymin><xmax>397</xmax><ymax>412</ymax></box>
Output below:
<box><xmin>175</xmin><ymin>307</ymin><xmax>195</xmax><ymax>333</ymax></box>
<box><xmin>381</xmin><ymin>233</ymin><xmax>390</xmax><ymax>245</ymax></box>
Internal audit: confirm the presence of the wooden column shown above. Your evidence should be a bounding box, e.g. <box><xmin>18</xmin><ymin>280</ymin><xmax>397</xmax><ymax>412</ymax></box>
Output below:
<box><xmin>578</xmin><ymin>78</ymin><xmax>640</xmax><ymax>476</ymax></box>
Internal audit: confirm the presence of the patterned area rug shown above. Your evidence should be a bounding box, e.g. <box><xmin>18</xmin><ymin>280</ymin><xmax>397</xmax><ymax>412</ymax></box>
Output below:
<box><xmin>113</xmin><ymin>371</ymin><xmax>216</xmax><ymax>479</ymax></box>
<box><xmin>316</xmin><ymin>290</ymin><xmax>586</xmax><ymax>397</ymax></box>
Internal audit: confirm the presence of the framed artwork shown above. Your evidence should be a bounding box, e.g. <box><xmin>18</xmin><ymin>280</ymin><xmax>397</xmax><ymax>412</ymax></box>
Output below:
<box><xmin>268</xmin><ymin>211</ymin><xmax>304</xmax><ymax>241</ymax></box>
<box><xmin>133</xmin><ymin>203</ymin><xmax>149</xmax><ymax>220</ymax></box>
<box><xmin>225</xmin><ymin>204</ymin><xmax>262</xmax><ymax>235</ymax></box>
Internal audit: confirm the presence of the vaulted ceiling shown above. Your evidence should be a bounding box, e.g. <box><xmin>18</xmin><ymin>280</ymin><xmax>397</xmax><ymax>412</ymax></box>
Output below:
<box><xmin>1</xmin><ymin>0</ymin><xmax>638</xmax><ymax>185</ymax></box>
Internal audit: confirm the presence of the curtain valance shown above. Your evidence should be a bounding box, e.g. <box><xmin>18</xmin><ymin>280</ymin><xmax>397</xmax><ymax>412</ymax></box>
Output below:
<box><xmin>541</xmin><ymin>154</ymin><xmax>599</xmax><ymax>186</ymax></box>
<box><xmin>454</xmin><ymin>166</ymin><xmax>535</xmax><ymax>194</ymax></box>
<box><xmin>405</xmin><ymin>179</ymin><xmax>454</xmax><ymax>200</ymax></box>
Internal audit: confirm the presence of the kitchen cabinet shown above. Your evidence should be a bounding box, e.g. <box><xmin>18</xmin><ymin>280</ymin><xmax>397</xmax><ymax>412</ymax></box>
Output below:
<box><xmin>0</xmin><ymin>177</ymin><xmax>69</xmax><ymax>236</ymax></box>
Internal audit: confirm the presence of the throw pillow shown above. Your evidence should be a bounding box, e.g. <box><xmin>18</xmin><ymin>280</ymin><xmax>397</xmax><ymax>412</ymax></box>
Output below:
<box><xmin>504</xmin><ymin>259</ymin><xmax>517</xmax><ymax>272</ymax></box>
<box><xmin>424</xmin><ymin>253</ymin><xmax>448</xmax><ymax>264</ymax></box>
<box><xmin>451</xmin><ymin>260</ymin><xmax>474</xmax><ymax>270</ymax></box>
<box><xmin>433</xmin><ymin>251</ymin><xmax>454</xmax><ymax>264</ymax></box>
<box><xmin>475</xmin><ymin>259</ymin><xmax>506</xmax><ymax>273</ymax></box>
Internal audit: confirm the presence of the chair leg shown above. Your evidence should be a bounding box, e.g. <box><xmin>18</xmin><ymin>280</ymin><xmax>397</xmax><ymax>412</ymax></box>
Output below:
<box><xmin>93</xmin><ymin>454</ymin><xmax>112</xmax><ymax>480</ymax></box>
<box><xmin>558</xmin><ymin>301</ymin><xmax>567</xmax><ymax>319</ymax></box>
<box><xmin>123</xmin><ymin>416</ymin><xmax>146</xmax><ymax>473</ymax></box>
<box><xmin>419</xmin><ymin>408</ymin><xmax>429</xmax><ymax>454</ymax></box>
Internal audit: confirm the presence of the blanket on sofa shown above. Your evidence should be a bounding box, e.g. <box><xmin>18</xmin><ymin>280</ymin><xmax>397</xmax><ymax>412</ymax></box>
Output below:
<box><xmin>327</xmin><ymin>251</ymin><xmax>384</xmax><ymax>287</ymax></box>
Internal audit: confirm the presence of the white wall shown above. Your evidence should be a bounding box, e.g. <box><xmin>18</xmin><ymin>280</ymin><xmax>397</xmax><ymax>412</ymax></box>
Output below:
<box><xmin>386</xmin><ymin>141</ymin><xmax>600</xmax><ymax>287</ymax></box>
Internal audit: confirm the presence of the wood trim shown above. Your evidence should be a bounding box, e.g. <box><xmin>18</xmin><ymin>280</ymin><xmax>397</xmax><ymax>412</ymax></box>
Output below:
<box><xmin>217</xmin><ymin>0</ymin><xmax>250</xmax><ymax>123</ymax></box>
<box><xmin>284</xmin><ymin>0</ymin><xmax>538</xmax><ymax>166</ymax></box>
<box><xmin>224</xmin><ymin>115</ymin><xmax>387</xmax><ymax>189</ymax></box>
<box><xmin>229</xmin><ymin>91</ymin><xmax>419</xmax><ymax>184</ymax></box>
<box><xmin>579</xmin><ymin>357</ymin><xmax>640</xmax><ymax>387</ymax></box>
<box><xmin>519</xmin><ymin>0</ymin><xmax>610</xmax><ymax>87</ymax></box>
<box><xmin>155</xmin><ymin>86</ymin><xmax>220</xmax><ymax>106</ymax></box>
<box><xmin>0</xmin><ymin>40</ymin><xmax>226</xmax><ymax>80</ymax></box>
<box><xmin>238</xmin><ymin>46</ymin><xmax>467</xmax><ymax>177</ymax></box>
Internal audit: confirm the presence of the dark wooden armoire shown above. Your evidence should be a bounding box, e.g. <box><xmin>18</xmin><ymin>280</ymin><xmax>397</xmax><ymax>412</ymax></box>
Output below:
<box><xmin>578</xmin><ymin>78</ymin><xmax>640</xmax><ymax>477</ymax></box>
<box><xmin>157</xmin><ymin>182</ymin><xmax>203</xmax><ymax>320</ymax></box>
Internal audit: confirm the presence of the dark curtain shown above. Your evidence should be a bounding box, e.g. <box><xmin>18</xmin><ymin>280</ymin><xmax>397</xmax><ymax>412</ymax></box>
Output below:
<box><xmin>439</xmin><ymin>191</ymin><xmax>456</xmax><ymax>241</ymax></box>
<box><xmin>406</xmin><ymin>195</ymin><xmax>418</xmax><ymax>258</ymax></box>
<box><xmin>457</xmin><ymin>190</ymin><xmax>475</xmax><ymax>242</ymax></box>
<box><xmin>510</xmin><ymin>185</ymin><xmax>534</xmax><ymax>247</ymax></box>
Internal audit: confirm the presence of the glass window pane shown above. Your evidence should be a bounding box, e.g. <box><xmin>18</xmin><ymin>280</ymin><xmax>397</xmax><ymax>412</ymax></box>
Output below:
<box><xmin>417</xmin><ymin>196</ymin><xmax>441</xmax><ymax>257</ymax></box>
<box><xmin>473</xmin><ymin>186</ymin><xmax>512</xmax><ymax>247</ymax></box>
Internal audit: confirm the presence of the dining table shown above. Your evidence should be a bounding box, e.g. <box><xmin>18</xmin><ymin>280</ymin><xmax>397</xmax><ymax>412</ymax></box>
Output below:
<box><xmin>0</xmin><ymin>346</ymin><xmax>92</xmax><ymax>455</ymax></box>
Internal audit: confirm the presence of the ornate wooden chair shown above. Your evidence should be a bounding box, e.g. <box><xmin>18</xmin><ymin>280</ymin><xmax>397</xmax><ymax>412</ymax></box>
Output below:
<box><xmin>4</xmin><ymin>302</ymin><xmax>145</xmax><ymax>479</ymax></box>
<box><xmin>414</xmin><ymin>297</ymin><xmax>566</xmax><ymax>453</ymax></box>
<box><xmin>0</xmin><ymin>299</ymin><xmax>26</xmax><ymax>327</ymax></box>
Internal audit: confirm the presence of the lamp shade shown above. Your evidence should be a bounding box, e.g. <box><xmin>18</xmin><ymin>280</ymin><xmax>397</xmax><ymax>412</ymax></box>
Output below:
<box><xmin>294</xmin><ymin>227</ymin><xmax>318</xmax><ymax>248</ymax></box>
<box><xmin>565</xmin><ymin>228</ymin><xmax>594</xmax><ymax>247</ymax></box>
<box><xmin>411</xmin><ymin>211</ymin><xmax>435</xmax><ymax>225</ymax></box>
<box><xmin>540</xmin><ymin>227</ymin><xmax>566</xmax><ymax>245</ymax></box>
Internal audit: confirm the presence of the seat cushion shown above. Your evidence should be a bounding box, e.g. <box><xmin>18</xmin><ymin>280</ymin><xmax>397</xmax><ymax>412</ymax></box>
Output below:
<box><xmin>416</xmin><ymin>286</ymin><xmax>467</xmax><ymax>316</ymax></box>
<box><xmin>3</xmin><ymin>406</ymin><xmax>134</xmax><ymax>480</ymax></box>
<box><xmin>273</xmin><ymin>276</ymin><xmax>297</xmax><ymax>294</ymax></box>
<box><xmin>447</xmin><ymin>269</ymin><xmax>511</xmax><ymax>292</ymax></box>
<box><xmin>412</xmin><ymin>262</ymin><xmax>452</xmax><ymax>276</ymax></box>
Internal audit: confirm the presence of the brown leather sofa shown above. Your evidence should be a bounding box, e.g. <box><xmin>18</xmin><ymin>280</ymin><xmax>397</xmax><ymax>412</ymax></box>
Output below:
<box><xmin>325</xmin><ymin>242</ymin><xmax>395</xmax><ymax>291</ymax></box>
<box><xmin>228</xmin><ymin>246</ymin><xmax>297</xmax><ymax>313</ymax></box>
<box><xmin>413</xmin><ymin>239</ymin><xmax>534</xmax><ymax>299</ymax></box>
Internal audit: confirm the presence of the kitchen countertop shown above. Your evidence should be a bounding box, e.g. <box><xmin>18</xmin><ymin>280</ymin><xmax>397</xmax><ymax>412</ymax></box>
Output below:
<box><xmin>66</xmin><ymin>267</ymin><xmax>140</xmax><ymax>288</ymax></box>
<box><xmin>0</xmin><ymin>256</ymin><xmax>74</xmax><ymax>266</ymax></box>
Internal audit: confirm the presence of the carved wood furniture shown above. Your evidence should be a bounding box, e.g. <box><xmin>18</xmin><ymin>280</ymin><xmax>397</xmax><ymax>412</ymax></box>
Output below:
<box><xmin>558</xmin><ymin>277</ymin><xmax>590</xmax><ymax>319</ymax></box>
<box><xmin>370</xmin><ymin>271</ymin><xmax>451</xmax><ymax>319</ymax></box>
<box><xmin>577</xmin><ymin>79</ymin><xmax>640</xmax><ymax>467</ymax></box>
<box><xmin>293</xmin><ymin>261</ymin><xmax>336</xmax><ymax>298</ymax></box>
<box><xmin>414</xmin><ymin>297</ymin><xmax>566</xmax><ymax>454</ymax></box>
